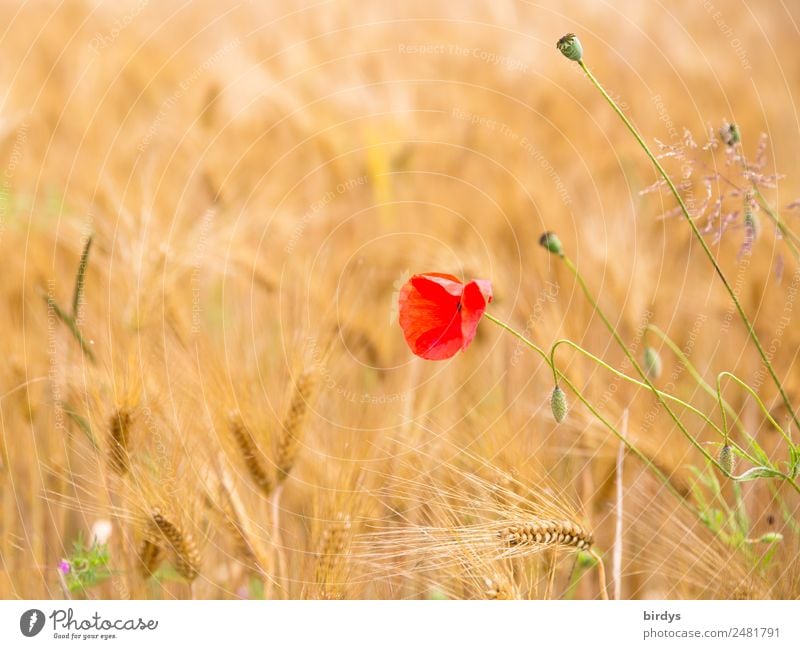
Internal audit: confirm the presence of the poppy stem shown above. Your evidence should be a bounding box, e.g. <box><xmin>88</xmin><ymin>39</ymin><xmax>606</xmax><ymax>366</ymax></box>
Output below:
<box><xmin>558</xmin><ymin>253</ymin><xmax>800</xmax><ymax>493</ymax></box>
<box><xmin>717</xmin><ymin>371</ymin><xmax>793</xmax><ymax>449</ymax></box>
<box><xmin>644</xmin><ymin>324</ymin><xmax>780</xmax><ymax>466</ymax></box>
<box><xmin>573</xmin><ymin>56</ymin><xmax>800</xmax><ymax>433</ymax></box>
<box><xmin>645</xmin><ymin>324</ymin><xmax>744</xmax><ymax>436</ymax></box>
<box><xmin>483</xmin><ymin>311</ymin><xmax>693</xmax><ymax>506</ymax></box>
<box><xmin>483</xmin><ymin>312</ymin><xmax>547</xmax><ymax>357</ymax></box>
<box><xmin>560</xmin><ymin>253</ymin><xmax>729</xmax><ymax>473</ymax></box>
<box><xmin>548</xmin><ymin>338</ymin><xmax>762</xmax><ymax>466</ymax></box>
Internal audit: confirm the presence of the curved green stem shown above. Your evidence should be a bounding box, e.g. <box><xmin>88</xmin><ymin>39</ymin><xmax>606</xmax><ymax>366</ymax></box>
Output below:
<box><xmin>650</xmin><ymin>324</ymin><xmax>800</xmax><ymax>477</ymax></box>
<box><xmin>716</xmin><ymin>376</ymin><xmax>730</xmax><ymax>448</ymax></box>
<box><xmin>484</xmin><ymin>312</ymin><xmax>692</xmax><ymax>507</ymax></box>
<box><xmin>549</xmin><ymin>338</ymin><xmax>728</xmax><ymax>442</ymax></box>
<box><xmin>560</xmin><ymin>254</ymin><xmax>725</xmax><ymax>471</ymax></box>
<box><xmin>575</xmin><ymin>58</ymin><xmax>800</xmax><ymax>433</ymax></box>
<box><xmin>645</xmin><ymin>325</ymin><xmax>762</xmax><ymax>458</ymax></box>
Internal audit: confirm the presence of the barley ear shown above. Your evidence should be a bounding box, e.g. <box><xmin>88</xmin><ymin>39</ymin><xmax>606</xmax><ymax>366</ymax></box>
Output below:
<box><xmin>276</xmin><ymin>369</ymin><xmax>317</xmax><ymax>482</ymax></box>
<box><xmin>108</xmin><ymin>408</ymin><xmax>132</xmax><ymax>476</ymax></box>
<box><xmin>314</xmin><ymin>514</ymin><xmax>351</xmax><ymax>599</ymax></box>
<box><xmin>499</xmin><ymin>518</ymin><xmax>593</xmax><ymax>551</ymax></box>
<box><xmin>228</xmin><ymin>411</ymin><xmax>273</xmax><ymax>496</ymax></box>
<box><xmin>137</xmin><ymin>536</ymin><xmax>163</xmax><ymax>578</ymax></box>
<box><xmin>151</xmin><ymin>508</ymin><xmax>201</xmax><ymax>582</ymax></box>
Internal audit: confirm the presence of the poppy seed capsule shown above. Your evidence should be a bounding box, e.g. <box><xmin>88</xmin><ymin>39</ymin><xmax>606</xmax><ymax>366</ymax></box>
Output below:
<box><xmin>550</xmin><ymin>386</ymin><xmax>568</xmax><ymax>423</ymax></box>
<box><xmin>539</xmin><ymin>232</ymin><xmax>564</xmax><ymax>257</ymax></box>
<box><xmin>718</xmin><ymin>444</ymin><xmax>735</xmax><ymax>475</ymax></box>
<box><xmin>643</xmin><ymin>346</ymin><xmax>662</xmax><ymax>380</ymax></box>
<box><xmin>556</xmin><ymin>33</ymin><xmax>583</xmax><ymax>61</ymax></box>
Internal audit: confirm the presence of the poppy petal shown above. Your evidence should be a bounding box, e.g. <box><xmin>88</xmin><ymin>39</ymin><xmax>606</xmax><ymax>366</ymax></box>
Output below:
<box><xmin>399</xmin><ymin>274</ymin><xmax>464</xmax><ymax>360</ymax></box>
<box><xmin>459</xmin><ymin>279</ymin><xmax>492</xmax><ymax>351</ymax></box>
<box><xmin>410</xmin><ymin>317</ymin><xmax>463</xmax><ymax>360</ymax></box>
<box><xmin>411</xmin><ymin>273</ymin><xmax>463</xmax><ymax>297</ymax></box>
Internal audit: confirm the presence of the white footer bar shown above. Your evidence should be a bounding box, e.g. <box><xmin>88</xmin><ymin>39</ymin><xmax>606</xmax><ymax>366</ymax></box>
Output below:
<box><xmin>1</xmin><ymin>600</ymin><xmax>797</xmax><ymax>648</ymax></box>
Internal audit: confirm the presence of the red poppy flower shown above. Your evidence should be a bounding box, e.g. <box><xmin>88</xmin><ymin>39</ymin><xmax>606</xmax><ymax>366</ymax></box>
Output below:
<box><xmin>398</xmin><ymin>273</ymin><xmax>493</xmax><ymax>360</ymax></box>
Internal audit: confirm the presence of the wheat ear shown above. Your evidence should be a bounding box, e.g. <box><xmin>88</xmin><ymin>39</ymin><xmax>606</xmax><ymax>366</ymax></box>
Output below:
<box><xmin>276</xmin><ymin>369</ymin><xmax>316</xmax><ymax>482</ymax></box>
<box><xmin>151</xmin><ymin>508</ymin><xmax>200</xmax><ymax>581</ymax></box>
<box><xmin>314</xmin><ymin>514</ymin><xmax>351</xmax><ymax>599</ymax></box>
<box><xmin>137</xmin><ymin>536</ymin><xmax>163</xmax><ymax>578</ymax></box>
<box><xmin>207</xmin><ymin>467</ymin><xmax>272</xmax><ymax>577</ymax></box>
<box><xmin>228</xmin><ymin>412</ymin><xmax>273</xmax><ymax>496</ymax></box>
<box><xmin>108</xmin><ymin>408</ymin><xmax>132</xmax><ymax>475</ymax></box>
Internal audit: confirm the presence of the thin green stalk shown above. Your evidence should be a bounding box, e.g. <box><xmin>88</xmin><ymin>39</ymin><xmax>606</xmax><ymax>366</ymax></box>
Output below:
<box><xmin>646</xmin><ymin>324</ymin><xmax>744</xmax><ymax>431</ymax></box>
<box><xmin>560</xmin><ymin>254</ymin><xmax>723</xmax><ymax>470</ymax></box>
<box><xmin>574</xmin><ymin>56</ymin><xmax>800</xmax><ymax>433</ymax></box>
<box><xmin>717</xmin><ymin>371</ymin><xmax>793</xmax><ymax>449</ymax></box>
<box><xmin>484</xmin><ymin>312</ymin><xmax>691</xmax><ymax>506</ymax></box>
<box><xmin>647</xmin><ymin>326</ymin><xmax>790</xmax><ymax>470</ymax></box>
<box><xmin>752</xmin><ymin>189</ymin><xmax>800</xmax><ymax>257</ymax></box>
<box><xmin>562</xmin><ymin>254</ymin><xmax>800</xmax><ymax>492</ymax></box>
<box><xmin>548</xmin><ymin>338</ymin><xmax>762</xmax><ymax>464</ymax></box>
<box><xmin>644</xmin><ymin>324</ymin><xmax>768</xmax><ymax>462</ymax></box>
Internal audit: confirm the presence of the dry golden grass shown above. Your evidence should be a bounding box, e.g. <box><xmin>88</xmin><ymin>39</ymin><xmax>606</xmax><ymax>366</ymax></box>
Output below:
<box><xmin>0</xmin><ymin>0</ymin><xmax>799</xmax><ymax>599</ymax></box>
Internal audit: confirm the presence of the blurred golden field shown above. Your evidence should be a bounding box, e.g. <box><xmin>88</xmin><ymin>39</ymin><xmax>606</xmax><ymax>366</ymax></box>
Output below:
<box><xmin>1</xmin><ymin>0</ymin><xmax>799</xmax><ymax>600</ymax></box>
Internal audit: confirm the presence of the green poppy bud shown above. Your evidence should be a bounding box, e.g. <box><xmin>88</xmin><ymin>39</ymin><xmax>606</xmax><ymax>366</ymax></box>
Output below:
<box><xmin>550</xmin><ymin>386</ymin><xmax>568</xmax><ymax>423</ymax></box>
<box><xmin>643</xmin><ymin>346</ymin><xmax>662</xmax><ymax>380</ymax></box>
<box><xmin>556</xmin><ymin>33</ymin><xmax>583</xmax><ymax>62</ymax></box>
<box><xmin>539</xmin><ymin>232</ymin><xmax>564</xmax><ymax>257</ymax></box>
<box><xmin>758</xmin><ymin>532</ymin><xmax>783</xmax><ymax>544</ymax></box>
<box><xmin>718</xmin><ymin>444</ymin><xmax>735</xmax><ymax>475</ymax></box>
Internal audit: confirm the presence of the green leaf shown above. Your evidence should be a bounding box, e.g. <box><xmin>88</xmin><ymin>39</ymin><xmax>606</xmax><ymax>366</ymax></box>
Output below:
<box><xmin>789</xmin><ymin>445</ymin><xmax>800</xmax><ymax>479</ymax></box>
<box><xmin>64</xmin><ymin>537</ymin><xmax>111</xmax><ymax>592</ymax></box>
<box><xmin>732</xmin><ymin>466</ymin><xmax>783</xmax><ymax>482</ymax></box>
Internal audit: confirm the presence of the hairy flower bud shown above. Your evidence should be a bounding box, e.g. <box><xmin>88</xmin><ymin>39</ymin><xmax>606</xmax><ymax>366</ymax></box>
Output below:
<box><xmin>718</xmin><ymin>444</ymin><xmax>735</xmax><ymax>475</ymax></box>
<box><xmin>550</xmin><ymin>386</ymin><xmax>568</xmax><ymax>423</ymax></box>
